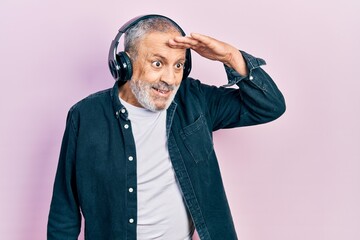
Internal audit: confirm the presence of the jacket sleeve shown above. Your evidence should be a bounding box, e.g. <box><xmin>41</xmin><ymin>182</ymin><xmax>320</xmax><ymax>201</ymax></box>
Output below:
<box><xmin>47</xmin><ymin>109</ymin><xmax>81</xmax><ymax>239</ymax></box>
<box><xmin>202</xmin><ymin>50</ymin><xmax>286</xmax><ymax>131</ymax></box>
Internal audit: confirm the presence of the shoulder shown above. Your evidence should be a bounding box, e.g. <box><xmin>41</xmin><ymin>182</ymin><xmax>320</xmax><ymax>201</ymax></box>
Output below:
<box><xmin>65</xmin><ymin>88</ymin><xmax>113</xmax><ymax>125</ymax></box>
<box><xmin>176</xmin><ymin>77</ymin><xmax>205</xmax><ymax>100</ymax></box>
<box><xmin>180</xmin><ymin>77</ymin><xmax>202</xmax><ymax>90</ymax></box>
<box><xmin>69</xmin><ymin>88</ymin><xmax>112</xmax><ymax>112</ymax></box>
<box><xmin>176</xmin><ymin>77</ymin><xmax>227</xmax><ymax>102</ymax></box>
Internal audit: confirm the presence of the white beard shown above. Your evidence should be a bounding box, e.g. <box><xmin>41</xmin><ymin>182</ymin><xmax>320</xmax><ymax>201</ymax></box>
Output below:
<box><xmin>129</xmin><ymin>79</ymin><xmax>179</xmax><ymax>112</ymax></box>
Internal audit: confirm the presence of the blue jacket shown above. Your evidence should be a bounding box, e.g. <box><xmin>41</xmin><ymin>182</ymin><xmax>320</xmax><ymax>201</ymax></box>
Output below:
<box><xmin>47</xmin><ymin>51</ymin><xmax>286</xmax><ymax>240</ymax></box>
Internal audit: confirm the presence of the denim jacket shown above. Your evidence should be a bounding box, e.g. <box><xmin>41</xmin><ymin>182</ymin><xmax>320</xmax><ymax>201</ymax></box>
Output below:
<box><xmin>47</xmin><ymin>51</ymin><xmax>286</xmax><ymax>240</ymax></box>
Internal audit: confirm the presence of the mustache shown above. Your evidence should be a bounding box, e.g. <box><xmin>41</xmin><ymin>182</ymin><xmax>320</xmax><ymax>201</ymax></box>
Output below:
<box><xmin>151</xmin><ymin>81</ymin><xmax>176</xmax><ymax>91</ymax></box>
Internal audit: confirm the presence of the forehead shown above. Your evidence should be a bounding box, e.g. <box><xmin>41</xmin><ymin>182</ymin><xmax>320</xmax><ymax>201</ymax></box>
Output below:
<box><xmin>138</xmin><ymin>31</ymin><xmax>185</xmax><ymax>59</ymax></box>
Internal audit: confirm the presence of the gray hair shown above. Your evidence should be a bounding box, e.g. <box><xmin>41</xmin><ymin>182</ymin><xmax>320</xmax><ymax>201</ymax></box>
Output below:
<box><xmin>124</xmin><ymin>17</ymin><xmax>182</xmax><ymax>60</ymax></box>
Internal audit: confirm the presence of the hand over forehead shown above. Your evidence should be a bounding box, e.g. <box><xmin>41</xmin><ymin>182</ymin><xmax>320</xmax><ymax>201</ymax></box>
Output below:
<box><xmin>168</xmin><ymin>33</ymin><xmax>214</xmax><ymax>50</ymax></box>
<box><xmin>168</xmin><ymin>32</ymin><xmax>243</xmax><ymax>68</ymax></box>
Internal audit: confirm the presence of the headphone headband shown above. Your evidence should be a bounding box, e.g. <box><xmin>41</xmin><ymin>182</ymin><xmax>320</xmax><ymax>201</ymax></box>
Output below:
<box><xmin>108</xmin><ymin>14</ymin><xmax>192</xmax><ymax>83</ymax></box>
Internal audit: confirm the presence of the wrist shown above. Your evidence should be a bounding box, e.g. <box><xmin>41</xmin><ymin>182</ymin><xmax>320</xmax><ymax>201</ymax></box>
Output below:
<box><xmin>225</xmin><ymin>49</ymin><xmax>248</xmax><ymax>76</ymax></box>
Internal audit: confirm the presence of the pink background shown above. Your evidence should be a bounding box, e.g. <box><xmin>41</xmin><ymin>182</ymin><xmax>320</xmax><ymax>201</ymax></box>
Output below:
<box><xmin>1</xmin><ymin>0</ymin><xmax>359</xmax><ymax>239</ymax></box>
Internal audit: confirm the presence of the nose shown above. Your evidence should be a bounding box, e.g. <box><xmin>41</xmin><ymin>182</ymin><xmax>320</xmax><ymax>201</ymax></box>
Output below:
<box><xmin>160</xmin><ymin>66</ymin><xmax>181</xmax><ymax>86</ymax></box>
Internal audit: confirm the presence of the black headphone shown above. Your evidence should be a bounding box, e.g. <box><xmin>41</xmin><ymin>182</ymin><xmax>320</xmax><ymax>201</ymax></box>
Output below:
<box><xmin>108</xmin><ymin>14</ymin><xmax>192</xmax><ymax>83</ymax></box>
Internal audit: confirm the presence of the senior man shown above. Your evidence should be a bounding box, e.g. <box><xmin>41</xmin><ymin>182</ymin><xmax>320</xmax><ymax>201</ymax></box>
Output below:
<box><xmin>48</xmin><ymin>15</ymin><xmax>286</xmax><ymax>240</ymax></box>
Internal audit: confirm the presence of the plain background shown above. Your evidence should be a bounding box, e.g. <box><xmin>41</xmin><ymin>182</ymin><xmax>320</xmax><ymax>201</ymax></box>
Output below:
<box><xmin>1</xmin><ymin>0</ymin><xmax>359</xmax><ymax>239</ymax></box>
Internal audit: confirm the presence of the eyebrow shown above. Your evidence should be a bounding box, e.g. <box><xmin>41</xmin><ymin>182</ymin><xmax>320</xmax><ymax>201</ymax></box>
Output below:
<box><xmin>150</xmin><ymin>53</ymin><xmax>185</xmax><ymax>63</ymax></box>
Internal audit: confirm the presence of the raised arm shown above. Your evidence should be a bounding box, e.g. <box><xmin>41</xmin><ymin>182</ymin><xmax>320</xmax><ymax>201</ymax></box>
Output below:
<box><xmin>170</xmin><ymin>33</ymin><xmax>286</xmax><ymax>130</ymax></box>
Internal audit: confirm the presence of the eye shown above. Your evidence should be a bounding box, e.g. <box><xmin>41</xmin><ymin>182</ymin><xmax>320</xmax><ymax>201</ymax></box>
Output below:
<box><xmin>175</xmin><ymin>62</ymin><xmax>184</xmax><ymax>69</ymax></box>
<box><xmin>152</xmin><ymin>61</ymin><xmax>162</xmax><ymax>68</ymax></box>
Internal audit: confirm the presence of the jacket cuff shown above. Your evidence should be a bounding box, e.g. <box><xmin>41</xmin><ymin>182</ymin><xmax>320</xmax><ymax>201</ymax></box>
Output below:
<box><xmin>222</xmin><ymin>50</ymin><xmax>266</xmax><ymax>87</ymax></box>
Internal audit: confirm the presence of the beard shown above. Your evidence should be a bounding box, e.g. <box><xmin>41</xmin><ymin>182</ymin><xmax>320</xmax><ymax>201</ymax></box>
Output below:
<box><xmin>129</xmin><ymin>79</ymin><xmax>179</xmax><ymax>112</ymax></box>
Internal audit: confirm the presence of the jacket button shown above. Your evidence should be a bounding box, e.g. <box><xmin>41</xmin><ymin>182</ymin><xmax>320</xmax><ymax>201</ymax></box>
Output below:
<box><xmin>129</xmin><ymin>218</ymin><xmax>134</xmax><ymax>223</ymax></box>
<box><xmin>124</xmin><ymin>124</ymin><xmax>129</xmax><ymax>129</ymax></box>
<box><xmin>128</xmin><ymin>156</ymin><xmax>134</xmax><ymax>161</ymax></box>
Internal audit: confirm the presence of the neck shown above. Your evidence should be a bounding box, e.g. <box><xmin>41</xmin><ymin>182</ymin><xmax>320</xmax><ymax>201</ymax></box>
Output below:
<box><xmin>119</xmin><ymin>82</ymin><xmax>142</xmax><ymax>108</ymax></box>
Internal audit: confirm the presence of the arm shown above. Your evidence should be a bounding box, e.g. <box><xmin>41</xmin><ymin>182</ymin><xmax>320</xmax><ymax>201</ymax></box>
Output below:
<box><xmin>169</xmin><ymin>33</ymin><xmax>286</xmax><ymax>130</ymax></box>
<box><xmin>47</xmin><ymin>110</ymin><xmax>81</xmax><ymax>240</ymax></box>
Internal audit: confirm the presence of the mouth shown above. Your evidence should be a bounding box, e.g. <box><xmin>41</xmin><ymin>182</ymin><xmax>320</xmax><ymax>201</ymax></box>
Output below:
<box><xmin>152</xmin><ymin>87</ymin><xmax>171</xmax><ymax>97</ymax></box>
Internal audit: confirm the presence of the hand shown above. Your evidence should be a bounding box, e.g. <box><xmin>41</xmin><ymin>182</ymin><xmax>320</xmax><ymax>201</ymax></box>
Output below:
<box><xmin>168</xmin><ymin>33</ymin><xmax>248</xmax><ymax>76</ymax></box>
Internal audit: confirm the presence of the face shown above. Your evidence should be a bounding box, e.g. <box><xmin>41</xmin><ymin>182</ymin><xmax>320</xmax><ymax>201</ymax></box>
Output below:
<box><xmin>123</xmin><ymin>31</ymin><xmax>186</xmax><ymax>111</ymax></box>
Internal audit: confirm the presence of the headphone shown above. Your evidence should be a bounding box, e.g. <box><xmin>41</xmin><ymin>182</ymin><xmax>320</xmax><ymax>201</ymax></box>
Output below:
<box><xmin>108</xmin><ymin>14</ymin><xmax>192</xmax><ymax>83</ymax></box>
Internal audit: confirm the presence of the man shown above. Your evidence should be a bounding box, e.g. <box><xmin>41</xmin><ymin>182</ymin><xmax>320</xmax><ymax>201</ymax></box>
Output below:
<box><xmin>48</xmin><ymin>15</ymin><xmax>285</xmax><ymax>240</ymax></box>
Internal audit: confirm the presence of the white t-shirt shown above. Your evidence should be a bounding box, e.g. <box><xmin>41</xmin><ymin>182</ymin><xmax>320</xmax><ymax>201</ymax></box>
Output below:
<box><xmin>120</xmin><ymin>99</ymin><xmax>194</xmax><ymax>240</ymax></box>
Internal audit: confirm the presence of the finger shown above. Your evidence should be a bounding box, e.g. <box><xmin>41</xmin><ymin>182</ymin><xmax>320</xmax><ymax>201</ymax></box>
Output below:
<box><xmin>172</xmin><ymin>36</ymin><xmax>200</xmax><ymax>46</ymax></box>
<box><xmin>169</xmin><ymin>36</ymin><xmax>206</xmax><ymax>50</ymax></box>
<box><xmin>189</xmin><ymin>33</ymin><xmax>213</xmax><ymax>45</ymax></box>
<box><xmin>168</xmin><ymin>39</ymin><xmax>193</xmax><ymax>49</ymax></box>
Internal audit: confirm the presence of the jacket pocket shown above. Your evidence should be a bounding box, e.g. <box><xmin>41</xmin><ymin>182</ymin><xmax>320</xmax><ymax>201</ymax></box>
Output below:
<box><xmin>180</xmin><ymin>114</ymin><xmax>214</xmax><ymax>163</ymax></box>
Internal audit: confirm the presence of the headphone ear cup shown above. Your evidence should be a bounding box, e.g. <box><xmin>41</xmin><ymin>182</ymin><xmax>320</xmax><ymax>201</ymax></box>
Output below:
<box><xmin>115</xmin><ymin>51</ymin><xmax>133</xmax><ymax>83</ymax></box>
<box><xmin>183</xmin><ymin>49</ymin><xmax>192</xmax><ymax>80</ymax></box>
<box><xmin>108</xmin><ymin>58</ymin><xmax>119</xmax><ymax>80</ymax></box>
